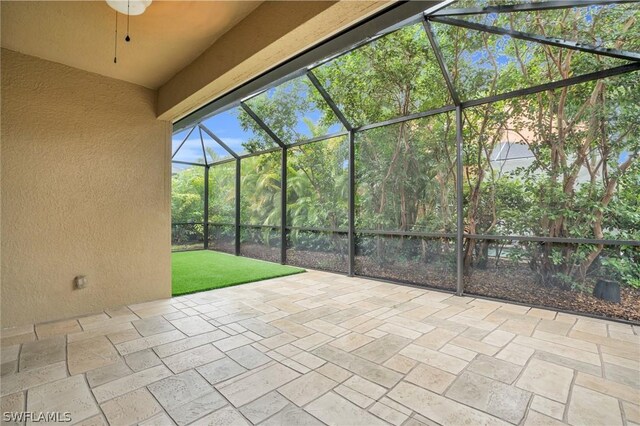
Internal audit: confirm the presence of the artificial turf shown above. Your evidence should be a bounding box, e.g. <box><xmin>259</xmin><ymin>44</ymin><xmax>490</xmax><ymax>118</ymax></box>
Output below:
<box><xmin>171</xmin><ymin>250</ymin><xmax>305</xmax><ymax>296</ymax></box>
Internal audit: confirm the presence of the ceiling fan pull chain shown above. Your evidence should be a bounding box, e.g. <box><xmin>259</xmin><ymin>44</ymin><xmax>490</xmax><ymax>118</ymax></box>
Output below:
<box><xmin>125</xmin><ymin>0</ymin><xmax>131</xmax><ymax>42</ymax></box>
<box><xmin>113</xmin><ymin>10</ymin><xmax>118</xmax><ymax>63</ymax></box>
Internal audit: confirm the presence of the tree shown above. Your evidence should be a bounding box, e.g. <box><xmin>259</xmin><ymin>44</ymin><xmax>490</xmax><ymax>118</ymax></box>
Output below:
<box><xmin>181</xmin><ymin>3</ymin><xmax>639</xmax><ymax>291</ymax></box>
<box><xmin>436</xmin><ymin>6</ymin><xmax>639</xmax><ymax>288</ymax></box>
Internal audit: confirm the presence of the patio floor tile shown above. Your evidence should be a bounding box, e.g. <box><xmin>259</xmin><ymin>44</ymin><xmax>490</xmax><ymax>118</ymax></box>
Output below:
<box><xmin>1</xmin><ymin>270</ymin><xmax>637</xmax><ymax>425</ymax></box>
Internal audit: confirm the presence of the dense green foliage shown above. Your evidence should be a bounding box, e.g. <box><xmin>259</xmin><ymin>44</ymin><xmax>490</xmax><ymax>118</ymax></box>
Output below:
<box><xmin>172</xmin><ymin>4</ymin><xmax>639</xmax><ymax>290</ymax></box>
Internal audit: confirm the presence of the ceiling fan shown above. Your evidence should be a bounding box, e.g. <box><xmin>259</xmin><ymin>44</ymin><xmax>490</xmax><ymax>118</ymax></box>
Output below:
<box><xmin>106</xmin><ymin>0</ymin><xmax>152</xmax><ymax>63</ymax></box>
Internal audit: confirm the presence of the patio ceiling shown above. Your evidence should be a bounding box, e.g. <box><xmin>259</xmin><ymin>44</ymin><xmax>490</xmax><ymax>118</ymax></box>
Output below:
<box><xmin>0</xmin><ymin>1</ymin><xmax>262</xmax><ymax>89</ymax></box>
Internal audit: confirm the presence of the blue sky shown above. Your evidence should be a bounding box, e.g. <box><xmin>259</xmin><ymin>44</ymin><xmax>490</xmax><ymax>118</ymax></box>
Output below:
<box><xmin>172</xmin><ymin>107</ymin><xmax>258</xmax><ymax>164</ymax></box>
<box><xmin>172</xmin><ymin>77</ymin><xmax>343</xmax><ymax>164</ymax></box>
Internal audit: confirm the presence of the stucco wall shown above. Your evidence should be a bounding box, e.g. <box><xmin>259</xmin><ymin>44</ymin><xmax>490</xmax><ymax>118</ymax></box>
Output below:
<box><xmin>1</xmin><ymin>49</ymin><xmax>172</xmax><ymax>328</ymax></box>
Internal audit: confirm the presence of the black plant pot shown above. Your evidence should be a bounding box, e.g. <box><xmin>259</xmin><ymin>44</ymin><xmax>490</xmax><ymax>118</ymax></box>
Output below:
<box><xmin>593</xmin><ymin>279</ymin><xmax>621</xmax><ymax>304</ymax></box>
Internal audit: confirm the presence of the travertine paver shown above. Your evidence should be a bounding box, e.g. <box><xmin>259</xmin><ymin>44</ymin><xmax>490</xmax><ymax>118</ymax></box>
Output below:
<box><xmin>67</xmin><ymin>335</ymin><xmax>120</xmax><ymax>375</ymax></box>
<box><xmin>1</xmin><ymin>345</ymin><xmax>20</xmax><ymax>377</ymax></box>
<box><xmin>567</xmin><ymin>385</ymin><xmax>623</xmax><ymax>426</ymax></box>
<box><xmin>383</xmin><ymin>354</ymin><xmax>417</xmax><ymax>374</ymax></box>
<box><xmin>334</xmin><ymin>383</ymin><xmax>374</xmax><ymax>408</ymax></box>
<box><xmin>0</xmin><ymin>270</ymin><xmax>638</xmax><ymax>425</ymax></box>
<box><xmin>440</xmin><ymin>342</ymin><xmax>477</xmax><ymax>361</ymax></box>
<box><xmin>399</xmin><ymin>343</ymin><xmax>468</xmax><ymax>374</ymax></box>
<box><xmin>35</xmin><ymin>319</ymin><xmax>81</xmax><ymax>339</ymax></box>
<box><xmin>1</xmin><ymin>325</ymin><xmax>36</xmax><ymax>347</ymax></box>
<box><xmin>170</xmin><ymin>316</ymin><xmax>216</xmax><ymax>336</ymax></box>
<box><xmin>85</xmin><ymin>359</ymin><xmax>132</xmax><ymax>388</ymax></box>
<box><xmin>370</xmin><ymin>400</ymin><xmax>410</xmax><ymax>425</ymax></box>
<box><xmin>168</xmin><ymin>392</ymin><xmax>227</xmax><ymax>425</ymax></box>
<box><xmin>605</xmin><ymin>362</ymin><xmax>640</xmax><ymax>388</ymax></box>
<box><xmin>404</xmin><ymin>362</ymin><xmax>455</xmax><ymax>394</ymax></box>
<box><xmin>525</xmin><ymin>410</ymin><xmax>567</xmax><ymax>426</ymax></box>
<box><xmin>329</xmin><ymin>332</ymin><xmax>374</xmax><ymax>352</ymax></box>
<box><xmin>147</xmin><ymin>370</ymin><xmax>212</xmax><ymax>410</ymax></box>
<box><xmin>19</xmin><ymin>336</ymin><xmax>66</xmax><ymax>371</ymax></box>
<box><xmin>278</xmin><ymin>371</ymin><xmax>337</xmax><ymax>406</ymax></box>
<box><xmin>516</xmin><ymin>358</ymin><xmax>574</xmax><ymax>402</ymax></box>
<box><xmin>343</xmin><ymin>375</ymin><xmax>386</xmax><ymax>400</ymax></box>
<box><xmin>315</xmin><ymin>362</ymin><xmax>352</xmax><ymax>383</ymax></box>
<box><xmin>196</xmin><ymin>357</ymin><xmax>246</xmax><ymax>385</ymax></box>
<box><xmin>153</xmin><ymin>330</ymin><xmax>228</xmax><ymax>358</ymax></box>
<box><xmin>190</xmin><ymin>406</ymin><xmax>249</xmax><ymax>426</ymax></box>
<box><xmin>217</xmin><ymin>363</ymin><xmax>300</xmax><ymax>407</ymax></box>
<box><xmin>534</xmin><ymin>350</ymin><xmax>601</xmax><ymax>376</ymax></box>
<box><xmin>100</xmin><ymin>388</ymin><xmax>162</xmax><ymax>425</ymax></box>
<box><xmin>495</xmin><ymin>342</ymin><xmax>535</xmax><ymax>366</ymax></box>
<box><xmin>261</xmin><ymin>404</ymin><xmax>324</xmax><ymax>426</ymax></box>
<box><xmin>306</xmin><ymin>392</ymin><xmax>388</xmax><ymax>426</ymax></box>
<box><xmin>226</xmin><ymin>345</ymin><xmax>270</xmax><ymax>369</ymax></box>
<box><xmin>239</xmin><ymin>391</ymin><xmax>290</xmax><ymax>424</ymax></box>
<box><xmin>352</xmin><ymin>333</ymin><xmax>411</xmax><ymax>364</ymax></box>
<box><xmin>313</xmin><ymin>345</ymin><xmax>403</xmax><ymax>388</ymax></box>
<box><xmin>92</xmin><ymin>364</ymin><xmax>173</xmax><ymax>402</ymax></box>
<box><xmin>388</xmin><ymin>381</ymin><xmax>509</xmax><ymax>426</ymax></box>
<box><xmin>446</xmin><ymin>371</ymin><xmax>531</xmax><ymax>423</ymax></box>
<box><xmin>69</xmin><ymin>321</ymin><xmax>136</xmax><ymax>344</ymax></box>
<box><xmin>132</xmin><ymin>316</ymin><xmax>176</xmax><ymax>337</ymax></box>
<box><xmin>115</xmin><ymin>330</ymin><xmax>186</xmax><ymax>356</ymax></box>
<box><xmin>1</xmin><ymin>392</ymin><xmax>25</xmax><ymax>422</ymax></box>
<box><xmin>623</xmin><ymin>401</ymin><xmax>640</xmax><ymax>424</ymax></box>
<box><xmin>213</xmin><ymin>334</ymin><xmax>253</xmax><ymax>352</ymax></box>
<box><xmin>530</xmin><ymin>395</ymin><xmax>564</xmax><ymax>420</ymax></box>
<box><xmin>27</xmin><ymin>375</ymin><xmax>100</xmax><ymax>424</ymax></box>
<box><xmin>124</xmin><ymin>348</ymin><xmax>162</xmax><ymax>372</ymax></box>
<box><xmin>162</xmin><ymin>344</ymin><xmax>225</xmax><ymax>373</ymax></box>
<box><xmin>0</xmin><ymin>361</ymin><xmax>68</xmax><ymax>396</ymax></box>
<box><xmin>467</xmin><ymin>354</ymin><xmax>522</xmax><ymax>384</ymax></box>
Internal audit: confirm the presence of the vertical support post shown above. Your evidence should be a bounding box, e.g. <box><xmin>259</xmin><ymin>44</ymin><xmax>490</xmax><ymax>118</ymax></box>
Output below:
<box><xmin>204</xmin><ymin>165</ymin><xmax>210</xmax><ymax>250</ymax></box>
<box><xmin>281</xmin><ymin>147</ymin><xmax>288</xmax><ymax>265</ymax></box>
<box><xmin>348</xmin><ymin>130</ymin><xmax>356</xmax><ymax>276</ymax></box>
<box><xmin>235</xmin><ymin>159</ymin><xmax>241</xmax><ymax>256</ymax></box>
<box><xmin>455</xmin><ymin>106</ymin><xmax>464</xmax><ymax>296</ymax></box>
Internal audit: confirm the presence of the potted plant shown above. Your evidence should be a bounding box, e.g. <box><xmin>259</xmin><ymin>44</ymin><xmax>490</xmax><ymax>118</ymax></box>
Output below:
<box><xmin>593</xmin><ymin>256</ymin><xmax>622</xmax><ymax>304</ymax></box>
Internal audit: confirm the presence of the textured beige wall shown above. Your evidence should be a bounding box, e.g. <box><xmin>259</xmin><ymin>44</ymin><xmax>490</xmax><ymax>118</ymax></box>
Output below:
<box><xmin>158</xmin><ymin>0</ymin><xmax>391</xmax><ymax>121</ymax></box>
<box><xmin>1</xmin><ymin>49</ymin><xmax>172</xmax><ymax>328</ymax></box>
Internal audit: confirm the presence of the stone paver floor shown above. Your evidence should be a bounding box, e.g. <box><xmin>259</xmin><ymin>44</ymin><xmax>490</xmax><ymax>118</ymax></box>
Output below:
<box><xmin>1</xmin><ymin>270</ymin><xmax>639</xmax><ymax>425</ymax></box>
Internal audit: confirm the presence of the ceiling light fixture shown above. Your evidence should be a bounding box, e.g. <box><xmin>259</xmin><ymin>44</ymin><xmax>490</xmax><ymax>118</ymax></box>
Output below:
<box><xmin>106</xmin><ymin>0</ymin><xmax>151</xmax><ymax>16</ymax></box>
<box><xmin>107</xmin><ymin>0</ymin><xmax>151</xmax><ymax>63</ymax></box>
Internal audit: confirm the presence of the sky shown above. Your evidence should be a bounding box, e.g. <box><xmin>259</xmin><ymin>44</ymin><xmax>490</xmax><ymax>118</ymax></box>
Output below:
<box><xmin>172</xmin><ymin>77</ymin><xmax>343</xmax><ymax>165</ymax></box>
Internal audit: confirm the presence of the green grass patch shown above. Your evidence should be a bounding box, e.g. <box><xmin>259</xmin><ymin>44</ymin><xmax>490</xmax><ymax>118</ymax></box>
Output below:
<box><xmin>172</xmin><ymin>250</ymin><xmax>305</xmax><ymax>296</ymax></box>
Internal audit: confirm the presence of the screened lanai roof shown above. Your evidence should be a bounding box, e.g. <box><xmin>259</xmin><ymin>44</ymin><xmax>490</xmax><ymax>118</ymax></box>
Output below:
<box><xmin>171</xmin><ymin>0</ymin><xmax>640</xmax><ymax>166</ymax></box>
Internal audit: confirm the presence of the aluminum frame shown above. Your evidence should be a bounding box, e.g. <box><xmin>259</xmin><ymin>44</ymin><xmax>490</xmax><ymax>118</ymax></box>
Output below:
<box><xmin>430</xmin><ymin>0</ymin><xmax>638</xmax><ymax>17</ymax></box>
<box><xmin>235</xmin><ymin>159</ymin><xmax>241</xmax><ymax>255</ymax></box>
<box><xmin>203</xmin><ymin>166</ymin><xmax>209</xmax><ymax>248</ymax></box>
<box><xmin>348</xmin><ymin>130</ymin><xmax>356</xmax><ymax>277</ymax></box>
<box><xmin>430</xmin><ymin>16</ymin><xmax>640</xmax><ymax>62</ymax></box>
<box><xmin>455</xmin><ymin>106</ymin><xmax>464</xmax><ymax>296</ymax></box>
<box><xmin>240</xmin><ymin>103</ymin><xmax>286</xmax><ymax>148</ymax></box>
<box><xmin>307</xmin><ymin>70</ymin><xmax>353</xmax><ymax>130</ymax></box>
<box><xmin>422</xmin><ymin>16</ymin><xmax>460</xmax><ymax>106</ymax></box>
<box><xmin>172</xmin><ymin>0</ymin><xmax>640</xmax><ymax>316</ymax></box>
<box><xmin>199</xmin><ymin>124</ymin><xmax>239</xmax><ymax>160</ymax></box>
<box><xmin>281</xmin><ymin>146</ymin><xmax>287</xmax><ymax>264</ymax></box>
<box><xmin>465</xmin><ymin>234</ymin><xmax>640</xmax><ymax>247</ymax></box>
